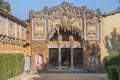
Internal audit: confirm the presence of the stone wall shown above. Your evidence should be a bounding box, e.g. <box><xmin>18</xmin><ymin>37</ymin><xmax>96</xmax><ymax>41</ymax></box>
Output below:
<box><xmin>0</xmin><ymin>43</ymin><xmax>25</xmax><ymax>53</ymax></box>
<box><xmin>31</xmin><ymin>41</ymin><xmax>48</xmax><ymax>71</ymax></box>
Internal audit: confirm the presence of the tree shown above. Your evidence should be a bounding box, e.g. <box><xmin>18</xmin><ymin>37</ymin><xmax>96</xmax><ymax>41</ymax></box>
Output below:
<box><xmin>117</xmin><ymin>0</ymin><xmax>120</xmax><ymax>10</ymax></box>
<box><xmin>105</xmin><ymin>28</ymin><xmax>120</xmax><ymax>55</ymax></box>
<box><xmin>0</xmin><ymin>0</ymin><xmax>11</xmax><ymax>12</ymax></box>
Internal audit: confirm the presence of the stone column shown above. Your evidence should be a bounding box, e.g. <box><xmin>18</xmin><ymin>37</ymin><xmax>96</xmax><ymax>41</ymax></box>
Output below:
<box><xmin>71</xmin><ymin>47</ymin><xmax>73</xmax><ymax>70</ymax></box>
<box><xmin>58</xmin><ymin>47</ymin><xmax>61</xmax><ymax>70</ymax></box>
<box><xmin>69</xmin><ymin>35</ymin><xmax>74</xmax><ymax>70</ymax></box>
<box><xmin>57</xmin><ymin>34</ymin><xmax>62</xmax><ymax>70</ymax></box>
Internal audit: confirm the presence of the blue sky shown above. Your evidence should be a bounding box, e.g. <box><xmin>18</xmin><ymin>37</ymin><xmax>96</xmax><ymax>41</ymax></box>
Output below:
<box><xmin>6</xmin><ymin>0</ymin><xmax>120</xmax><ymax>20</ymax></box>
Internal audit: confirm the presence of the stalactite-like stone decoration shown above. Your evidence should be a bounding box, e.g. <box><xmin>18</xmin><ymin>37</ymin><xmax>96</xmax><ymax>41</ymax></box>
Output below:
<box><xmin>29</xmin><ymin>2</ymin><xmax>101</xmax><ymax>41</ymax></box>
<box><xmin>49</xmin><ymin>17</ymin><xmax>60</xmax><ymax>31</ymax></box>
<box><xmin>61</xmin><ymin>12</ymin><xmax>69</xmax><ymax>27</ymax></box>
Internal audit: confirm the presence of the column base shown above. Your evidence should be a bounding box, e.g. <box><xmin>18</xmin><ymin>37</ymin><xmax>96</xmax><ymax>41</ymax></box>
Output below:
<box><xmin>30</xmin><ymin>70</ymin><xmax>38</xmax><ymax>74</ymax></box>
<box><xmin>59</xmin><ymin>67</ymin><xmax>61</xmax><ymax>70</ymax></box>
<box><xmin>71</xmin><ymin>67</ymin><xmax>74</xmax><ymax>70</ymax></box>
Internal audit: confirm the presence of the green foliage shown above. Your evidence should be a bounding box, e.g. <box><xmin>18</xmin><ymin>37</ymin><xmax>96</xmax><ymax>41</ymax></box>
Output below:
<box><xmin>0</xmin><ymin>53</ymin><xmax>25</xmax><ymax>80</ymax></box>
<box><xmin>0</xmin><ymin>0</ymin><xmax>11</xmax><ymax>12</ymax></box>
<box><xmin>104</xmin><ymin>55</ymin><xmax>120</xmax><ymax>69</ymax></box>
<box><xmin>105</xmin><ymin>28</ymin><xmax>120</xmax><ymax>55</ymax></box>
<box><xmin>107</xmin><ymin>65</ymin><xmax>120</xmax><ymax>80</ymax></box>
<box><xmin>104</xmin><ymin>55</ymin><xmax>120</xmax><ymax>80</ymax></box>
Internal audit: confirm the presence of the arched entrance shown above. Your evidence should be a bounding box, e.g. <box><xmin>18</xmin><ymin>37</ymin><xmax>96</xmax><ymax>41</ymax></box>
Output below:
<box><xmin>48</xmin><ymin>25</ymin><xmax>84</xmax><ymax>71</ymax></box>
<box><xmin>35</xmin><ymin>54</ymin><xmax>43</xmax><ymax>72</ymax></box>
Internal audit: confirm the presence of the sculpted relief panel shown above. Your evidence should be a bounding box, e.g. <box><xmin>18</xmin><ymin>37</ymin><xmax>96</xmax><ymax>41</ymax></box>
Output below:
<box><xmin>71</xmin><ymin>18</ymin><xmax>82</xmax><ymax>30</ymax></box>
<box><xmin>32</xmin><ymin>18</ymin><xmax>46</xmax><ymax>40</ymax></box>
<box><xmin>85</xmin><ymin>17</ymin><xmax>99</xmax><ymax>40</ymax></box>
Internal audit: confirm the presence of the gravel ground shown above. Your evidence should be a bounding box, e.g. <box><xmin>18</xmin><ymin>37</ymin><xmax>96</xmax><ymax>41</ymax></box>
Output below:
<box><xmin>28</xmin><ymin>73</ymin><xmax>108</xmax><ymax>80</ymax></box>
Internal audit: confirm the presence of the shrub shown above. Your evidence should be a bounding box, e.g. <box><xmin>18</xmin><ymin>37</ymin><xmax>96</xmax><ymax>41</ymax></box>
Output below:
<box><xmin>0</xmin><ymin>53</ymin><xmax>25</xmax><ymax>80</ymax></box>
<box><xmin>107</xmin><ymin>65</ymin><xmax>120</xmax><ymax>80</ymax></box>
<box><xmin>104</xmin><ymin>55</ymin><xmax>120</xmax><ymax>80</ymax></box>
<box><xmin>104</xmin><ymin>55</ymin><xmax>120</xmax><ymax>69</ymax></box>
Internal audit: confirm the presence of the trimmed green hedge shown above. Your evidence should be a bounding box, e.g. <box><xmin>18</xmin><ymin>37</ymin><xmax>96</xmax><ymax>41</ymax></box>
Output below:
<box><xmin>104</xmin><ymin>55</ymin><xmax>120</xmax><ymax>80</ymax></box>
<box><xmin>104</xmin><ymin>55</ymin><xmax>120</xmax><ymax>69</ymax></box>
<box><xmin>0</xmin><ymin>54</ymin><xmax>25</xmax><ymax>80</ymax></box>
<box><xmin>107</xmin><ymin>65</ymin><xmax>120</xmax><ymax>80</ymax></box>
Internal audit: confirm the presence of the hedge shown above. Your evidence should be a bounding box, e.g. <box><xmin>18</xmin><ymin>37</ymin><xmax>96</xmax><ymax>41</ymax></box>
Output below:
<box><xmin>104</xmin><ymin>55</ymin><xmax>120</xmax><ymax>80</ymax></box>
<box><xmin>104</xmin><ymin>55</ymin><xmax>120</xmax><ymax>69</ymax></box>
<box><xmin>107</xmin><ymin>65</ymin><xmax>120</xmax><ymax>80</ymax></box>
<box><xmin>0</xmin><ymin>53</ymin><xmax>25</xmax><ymax>80</ymax></box>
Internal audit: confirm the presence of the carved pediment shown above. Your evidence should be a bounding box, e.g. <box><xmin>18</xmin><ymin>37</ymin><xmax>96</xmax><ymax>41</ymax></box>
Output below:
<box><xmin>29</xmin><ymin>2</ymin><xmax>101</xmax><ymax>19</ymax></box>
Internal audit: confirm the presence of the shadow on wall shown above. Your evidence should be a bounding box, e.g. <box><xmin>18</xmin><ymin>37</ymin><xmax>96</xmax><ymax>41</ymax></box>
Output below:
<box><xmin>105</xmin><ymin>28</ymin><xmax>120</xmax><ymax>56</ymax></box>
<box><xmin>84</xmin><ymin>40</ymin><xmax>101</xmax><ymax>71</ymax></box>
<box><xmin>85</xmin><ymin>41</ymin><xmax>100</xmax><ymax>56</ymax></box>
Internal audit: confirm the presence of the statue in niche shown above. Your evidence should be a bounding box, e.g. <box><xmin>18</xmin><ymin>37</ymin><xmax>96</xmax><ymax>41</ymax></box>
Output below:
<box><xmin>69</xmin><ymin>35</ymin><xmax>74</xmax><ymax>47</ymax></box>
<box><xmin>57</xmin><ymin>34</ymin><xmax>62</xmax><ymax>41</ymax></box>
<box><xmin>69</xmin><ymin>35</ymin><xmax>74</xmax><ymax>42</ymax></box>
<box><xmin>57</xmin><ymin>34</ymin><xmax>62</xmax><ymax>45</ymax></box>
<box><xmin>88</xmin><ymin>53</ymin><xmax>96</xmax><ymax>72</ymax></box>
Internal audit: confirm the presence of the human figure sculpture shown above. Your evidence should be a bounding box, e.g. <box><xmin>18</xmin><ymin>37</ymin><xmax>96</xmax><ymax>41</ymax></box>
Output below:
<box><xmin>88</xmin><ymin>54</ymin><xmax>96</xmax><ymax>72</ymax></box>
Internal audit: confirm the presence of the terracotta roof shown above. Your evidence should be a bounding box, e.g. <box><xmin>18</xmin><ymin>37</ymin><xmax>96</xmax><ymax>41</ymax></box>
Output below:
<box><xmin>103</xmin><ymin>9</ymin><xmax>120</xmax><ymax>17</ymax></box>
<box><xmin>0</xmin><ymin>9</ymin><xmax>28</xmax><ymax>27</ymax></box>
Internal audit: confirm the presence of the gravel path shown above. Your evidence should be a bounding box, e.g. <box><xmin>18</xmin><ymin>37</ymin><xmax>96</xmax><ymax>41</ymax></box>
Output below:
<box><xmin>28</xmin><ymin>73</ymin><xmax>108</xmax><ymax>80</ymax></box>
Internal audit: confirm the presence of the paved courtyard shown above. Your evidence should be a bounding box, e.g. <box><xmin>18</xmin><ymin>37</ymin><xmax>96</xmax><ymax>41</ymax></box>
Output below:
<box><xmin>28</xmin><ymin>73</ymin><xmax>108</xmax><ymax>80</ymax></box>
